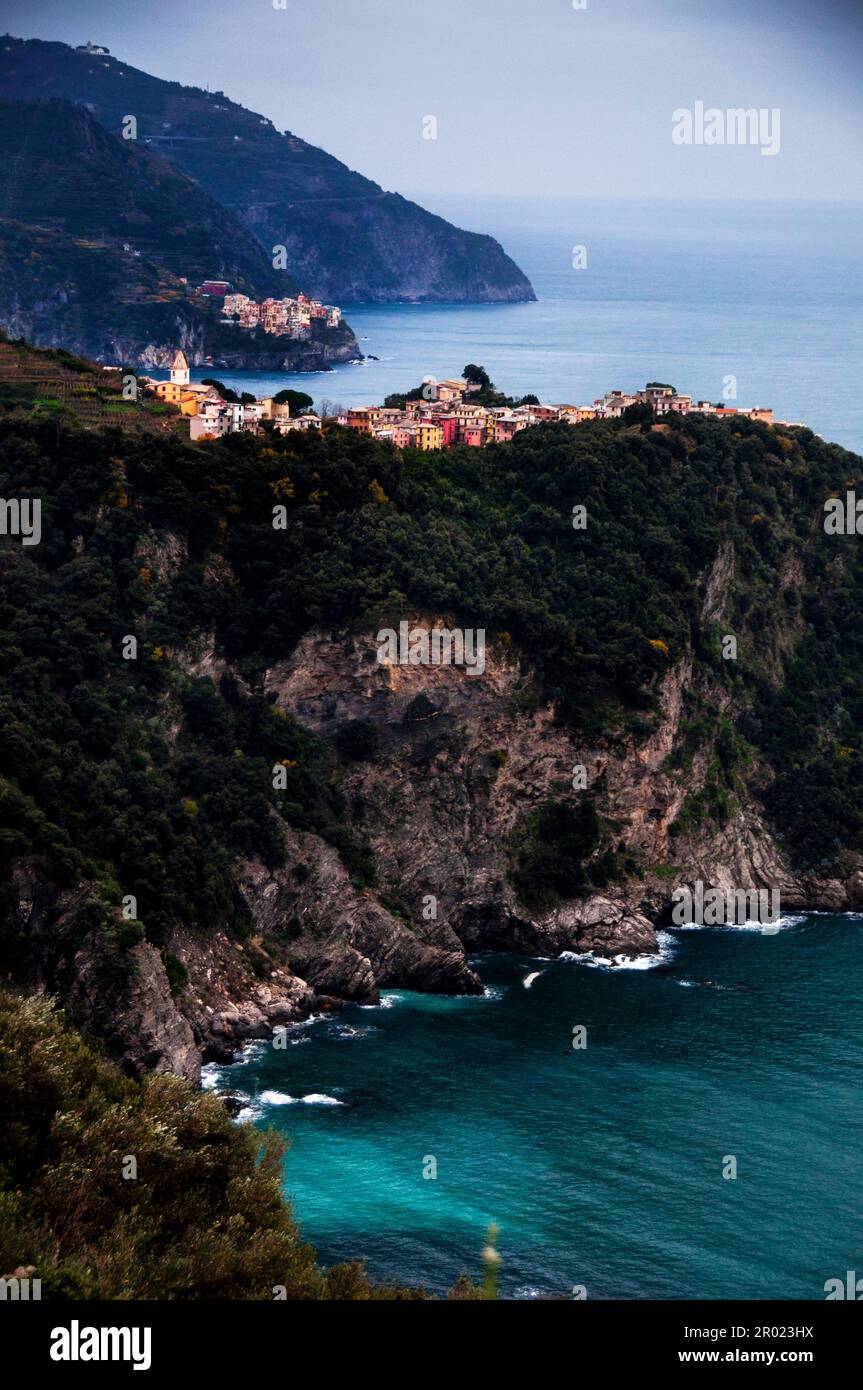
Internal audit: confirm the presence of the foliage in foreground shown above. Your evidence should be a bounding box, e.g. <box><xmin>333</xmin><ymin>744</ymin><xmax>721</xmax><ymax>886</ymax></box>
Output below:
<box><xmin>0</xmin><ymin>989</ymin><xmax>433</xmax><ymax>1300</ymax></box>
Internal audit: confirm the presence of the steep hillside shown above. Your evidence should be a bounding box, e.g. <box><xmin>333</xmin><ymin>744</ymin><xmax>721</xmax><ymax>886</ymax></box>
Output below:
<box><xmin>2</xmin><ymin>397</ymin><xmax>862</xmax><ymax>1080</ymax></box>
<box><xmin>0</xmin><ymin>36</ymin><xmax>535</xmax><ymax>304</ymax></box>
<box><xmin>0</xmin><ymin>99</ymin><xmax>361</xmax><ymax>369</ymax></box>
<box><xmin>0</xmin><ymin>97</ymin><xmax>289</xmax><ymax>294</ymax></box>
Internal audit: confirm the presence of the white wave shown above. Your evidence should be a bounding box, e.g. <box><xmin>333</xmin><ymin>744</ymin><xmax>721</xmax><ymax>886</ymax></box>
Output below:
<box><xmin>482</xmin><ymin>984</ymin><xmax>506</xmax><ymax>1000</ymax></box>
<box><xmin>360</xmin><ymin>991</ymin><xmax>403</xmax><ymax>1011</ymax></box>
<box><xmin>236</xmin><ymin>1104</ymin><xmax>262</xmax><ymax>1122</ymax></box>
<box><xmin>200</xmin><ymin>1063</ymin><xmax>221</xmax><ymax>1091</ymax></box>
<box><xmin>259</xmin><ymin>1089</ymin><xmax>297</xmax><ymax>1106</ymax></box>
<box><xmin>330</xmin><ymin>1023</ymin><xmax>378</xmax><ymax>1040</ymax></box>
<box><xmin>671</xmin><ymin>913</ymin><xmax>803</xmax><ymax>933</ymax></box>
<box><xmin>231</xmin><ymin>1040</ymin><xmax>268</xmax><ymax>1065</ymax></box>
<box><xmin>523</xmin><ymin>971</ymin><xmax>543</xmax><ymax>989</ymax></box>
<box><xmin>676</xmin><ymin>978</ymin><xmax>696</xmax><ymax>988</ymax></box>
<box><xmin>250</xmin><ymin>1088</ymin><xmax>345</xmax><ymax>1110</ymax></box>
<box><xmin>559</xmin><ymin>929</ymin><xmax>676</xmax><ymax>972</ymax></box>
<box><xmin>275</xmin><ymin>1011</ymin><xmax>328</xmax><ymax>1034</ymax></box>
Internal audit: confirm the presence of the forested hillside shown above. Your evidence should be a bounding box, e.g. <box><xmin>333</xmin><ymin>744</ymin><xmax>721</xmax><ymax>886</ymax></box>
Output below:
<box><xmin>1</xmin><ymin>403</ymin><xmax>860</xmax><ymax>957</ymax></box>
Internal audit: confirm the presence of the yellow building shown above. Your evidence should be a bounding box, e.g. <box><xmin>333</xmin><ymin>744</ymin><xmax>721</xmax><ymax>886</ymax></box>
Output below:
<box><xmin>417</xmin><ymin>422</ymin><xmax>444</xmax><ymax>451</ymax></box>
<box><xmin>151</xmin><ymin>351</ymin><xmax>220</xmax><ymax>416</ymax></box>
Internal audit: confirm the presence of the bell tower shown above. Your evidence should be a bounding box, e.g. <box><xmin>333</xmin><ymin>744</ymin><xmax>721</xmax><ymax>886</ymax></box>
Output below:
<box><xmin>170</xmin><ymin>349</ymin><xmax>190</xmax><ymax>387</ymax></box>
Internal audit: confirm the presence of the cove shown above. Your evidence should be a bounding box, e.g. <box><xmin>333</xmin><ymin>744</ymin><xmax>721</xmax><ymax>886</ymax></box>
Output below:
<box><xmin>204</xmin><ymin>914</ymin><xmax>863</xmax><ymax>1299</ymax></box>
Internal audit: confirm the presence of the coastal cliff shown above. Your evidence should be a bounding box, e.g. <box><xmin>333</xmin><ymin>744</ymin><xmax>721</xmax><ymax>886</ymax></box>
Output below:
<box><xmin>2</xmin><ymin>404</ymin><xmax>862</xmax><ymax>1079</ymax></box>
<box><xmin>0</xmin><ymin>37</ymin><xmax>535</xmax><ymax>306</ymax></box>
<box><xmin>0</xmin><ymin>99</ymin><xmax>362</xmax><ymax>370</ymax></box>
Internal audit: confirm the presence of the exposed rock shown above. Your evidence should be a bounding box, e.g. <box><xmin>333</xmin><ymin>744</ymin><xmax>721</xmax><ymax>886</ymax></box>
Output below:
<box><xmin>165</xmin><ymin>923</ymin><xmax>317</xmax><ymax>1062</ymax></box>
<box><xmin>264</xmin><ymin>619</ymin><xmax>863</xmax><ymax>966</ymax></box>
<box><xmin>67</xmin><ymin>937</ymin><xmax>200</xmax><ymax>1084</ymax></box>
<box><xmin>10</xmin><ymin>859</ymin><xmax>200</xmax><ymax>1083</ymax></box>
<box><xmin>236</xmin><ymin>823</ymin><xmax>482</xmax><ymax>1003</ymax></box>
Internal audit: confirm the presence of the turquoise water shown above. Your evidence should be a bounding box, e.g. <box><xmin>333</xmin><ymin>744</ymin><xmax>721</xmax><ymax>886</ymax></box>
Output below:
<box><xmin>158</xmin><ymin>197</ymin><xmax>863</xmax><ymax>454</ymax></box>
<box><xmin>205</xmin><ymin>914</ymin><xmax>863</xmax><ymax>1298</ymax></box>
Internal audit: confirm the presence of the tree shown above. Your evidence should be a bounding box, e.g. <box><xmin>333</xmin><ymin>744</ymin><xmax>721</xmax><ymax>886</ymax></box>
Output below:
<box><xmin>273</xmin><ymin>389</ymin><xmax>314</xmax><ymax>414</ymax></box>
<box><xmin>463</xmin><ymin>363</ymin><xmax>491</xmax><ymax>389</ymax></box>
<box><xmin>201</xmin><ymin>378</ymin><xmax>240</xmax><ymax>404</ymax></box>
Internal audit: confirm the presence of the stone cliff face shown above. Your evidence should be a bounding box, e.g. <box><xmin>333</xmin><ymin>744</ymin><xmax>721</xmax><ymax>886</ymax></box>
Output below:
<box><xmin>259</xmin><ymin>613</ymin><xmax>863</xmax><ymax>966</ymax></box>
<box><xmin>18</xmin><ymin>601</ymin><xmax>860</xmax><ymax>1081</ymax></box>
<box><xmin>10</xmin><ymin>571</ymin><xmax>861</xmax><ymax>1082</ymax></box>
<box><xmin>11</xmin><ymin>859</ymin><xmax>200</xmax><ymax>1083</ymax></box>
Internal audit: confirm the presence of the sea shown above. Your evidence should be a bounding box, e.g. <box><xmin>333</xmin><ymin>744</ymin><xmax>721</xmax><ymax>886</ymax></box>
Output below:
<box><xmin>204</xmin><ymin>913</ymin><xmax>863</xmax><ymax>1299</ymax></box>
<box><xmin>152</xmin><ymin>195</ymin><xmax>863</xmax><ymax>455</ymax></box>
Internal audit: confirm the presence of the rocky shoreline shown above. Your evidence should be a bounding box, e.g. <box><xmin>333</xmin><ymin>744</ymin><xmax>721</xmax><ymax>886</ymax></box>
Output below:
<box><xmin>13</xmin><ymin>608</ymin><xmax>861</xmax><ymax>1087</ymax></box>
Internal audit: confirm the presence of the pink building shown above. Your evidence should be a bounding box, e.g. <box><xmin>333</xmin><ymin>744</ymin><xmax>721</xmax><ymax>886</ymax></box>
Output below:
<box><xmin>438</xmin><ymin>414</ymin><xmax>459</xmax><ymax>448</ymax></box>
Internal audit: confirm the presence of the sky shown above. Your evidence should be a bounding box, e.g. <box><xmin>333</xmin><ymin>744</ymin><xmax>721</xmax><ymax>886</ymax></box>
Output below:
<box><xmin>1</xmin><ymin>0</ymin><xmax>862</xmax><ymax>201</ymax></box>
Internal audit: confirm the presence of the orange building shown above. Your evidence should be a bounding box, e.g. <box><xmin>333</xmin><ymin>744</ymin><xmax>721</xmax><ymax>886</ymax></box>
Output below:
<box><xmin>345</xmin><ymin>408</ymin><xmax>374</xmax><ymax>433</ymax></box>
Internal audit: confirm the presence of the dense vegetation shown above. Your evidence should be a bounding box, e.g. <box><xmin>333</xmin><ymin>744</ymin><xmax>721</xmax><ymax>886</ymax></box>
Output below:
<box><xmin>510</xmin><ymin>796</ymin><xmax>625</xmax><ymax>913</ymax></box>
<box><xmin>2</xmin><ymin>403</ymin><xmax>862</xmax><ymax>978</ymax></box>
<box><xmin>0</xmin><ymin>988</ymin><xmax>428</xmax><ymax>1299</ymax></box>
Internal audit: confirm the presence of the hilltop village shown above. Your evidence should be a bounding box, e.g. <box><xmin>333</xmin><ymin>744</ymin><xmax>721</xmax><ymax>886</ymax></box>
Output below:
<box><xmin>144</xmin><ymin>354</ymin><xmax>803</xmax><ymax>446</ymax></box>
<box><xmin>195</xmin><ymin>280</ymin><xmax>343</xmax><ymax>337</ymax></box>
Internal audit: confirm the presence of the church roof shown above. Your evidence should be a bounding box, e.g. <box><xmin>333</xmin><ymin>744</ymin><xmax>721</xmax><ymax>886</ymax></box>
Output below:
<box><xmin>172</xmin><ymin>350</ymin><xmax>189</xmax><ymax>370</ymax></box>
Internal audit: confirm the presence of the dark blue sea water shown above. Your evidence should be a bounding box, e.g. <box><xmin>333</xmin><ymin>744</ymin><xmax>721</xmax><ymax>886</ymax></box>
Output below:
<box><xmin>205</xmin><ymin>914</ymin><xmax>863</xmax><ymax>1299</ymax></box>
<box><xmin>159</xmin><ymin>196</ymin><xmax>863</xmax><ymax>454</ymax></box>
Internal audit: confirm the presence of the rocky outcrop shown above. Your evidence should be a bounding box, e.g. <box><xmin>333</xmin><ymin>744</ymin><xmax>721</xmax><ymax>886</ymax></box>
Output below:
<box><xmin>458</xmin><ymin>895</ymin><xmax>656</xmax><ymax>959</ymax></box>
<box><xmin>263</xmin><ymin>625</ymin><xmax>667</xmax><ymax>959</ymax></box>
<box><xmin>10</xmin><ymin>859</ymin><xmax>200</xmax><ymax>1083</ymax></box>
<box><xmin>166</xmin><ymin>923</ymin><xmax>317</xmax><ymax>1063</ymax></box>
<box><xmin>235</xmin><ymin>824</ymin><xmax>482</xmax><ymax>1003</ymax></box>
<box><xmin>262</xmin><ymin>616</ymin><xmax>863</xmax><ymax>966</ymax></box>
<box><xmin>67</xmin><ymin>937</ymin><xmax>200</xmax><ymax>1084</ymax></box>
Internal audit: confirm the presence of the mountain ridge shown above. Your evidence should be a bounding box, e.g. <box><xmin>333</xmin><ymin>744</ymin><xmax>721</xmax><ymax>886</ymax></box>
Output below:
<box><xmin>0</xmin><ymin>35</ymin><xmax>536</xmax><ymax>305</ymax></box>
<box><xmin>0</xmin><ymin>96</ymin><xmax>361</xmax><ymax>369</ymax></box>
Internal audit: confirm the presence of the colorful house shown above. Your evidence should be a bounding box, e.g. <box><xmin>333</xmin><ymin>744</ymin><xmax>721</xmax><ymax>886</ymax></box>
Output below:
<box><xmin>417</xmin><ymin>422</ymin><xmax>444</xmax><ymax>451</ymax></box>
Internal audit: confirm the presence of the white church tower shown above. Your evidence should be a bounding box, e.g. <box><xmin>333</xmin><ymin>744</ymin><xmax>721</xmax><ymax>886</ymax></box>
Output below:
<box><xmin>170</xmin><ymin>349</ymin><xmax>190</xmax><ymax>387</ymax></box>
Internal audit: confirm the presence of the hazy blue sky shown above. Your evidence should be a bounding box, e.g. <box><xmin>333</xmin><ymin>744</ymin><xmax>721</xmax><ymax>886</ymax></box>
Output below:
<box><xmin>2</xmin><ymin>0</ymin><xmax>862</xmax><ymax>200</ymax></box>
